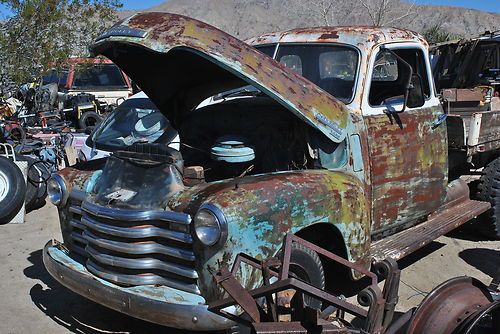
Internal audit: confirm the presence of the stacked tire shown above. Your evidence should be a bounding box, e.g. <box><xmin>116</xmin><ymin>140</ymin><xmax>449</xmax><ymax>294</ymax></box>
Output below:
<box><xmin>16</xmin><ymin>155</ymin><xmax>49</xmax><ymax>212</ymax></box>
<box><xmin>474</xmin><ymin>157</ymin><xmax>500</xmax><ymax>239</ymax></box>
<box><xmin>0</xmin><ymin>156</ymin><xmax>26</xmax><ymax>224</ymax></box>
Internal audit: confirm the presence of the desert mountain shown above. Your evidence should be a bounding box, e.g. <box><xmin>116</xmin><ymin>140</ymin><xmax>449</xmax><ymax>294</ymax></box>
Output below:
<box><xmin>118</xmin><ymin>0</ymin><xmax>500</xmax><ymax>39</ymax></box>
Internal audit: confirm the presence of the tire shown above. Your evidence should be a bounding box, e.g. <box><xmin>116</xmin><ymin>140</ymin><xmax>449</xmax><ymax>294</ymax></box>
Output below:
<box><xmin>15</xmin><ymin>155</ymin><xmax>48</xmax><ymax>212</ymax></box>
<box><xmin>232</xmin><ymin>243</ymin><xmax>325</xmax><ymax>333</ymax></box>
<box><xmin>0</xmin><ymin>156</ymin><xmax>26</xmax><ymax>224</ymax></box>
<box><xmin>78</xmin><ymin>111</ymin><xmax>101</xmax><ymax>129</ymax></box>
<box><xmin>474</xmin><ymin>157</ymin><xmax>500</xmax><ymax>239</ymax></box>
<box><xmin>15</xmin><ymin>155</ymin><xmax>37</xmax><ymax>210</ymax></box>
<box><xmin>284</xmin><ymin>242</ymin><xmax>326</xmax><ymax>310</ymax></box>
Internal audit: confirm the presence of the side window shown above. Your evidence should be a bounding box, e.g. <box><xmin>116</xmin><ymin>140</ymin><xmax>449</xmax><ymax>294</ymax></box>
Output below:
<box><xmin>279</xmin><ymin>55</ymin><xmax>303</xmax><ymax>75</ymax></box>
<box><xmin>369</xmin><ymin>47</ymin><xmax>431</xmax><ymax>106</ymax></box>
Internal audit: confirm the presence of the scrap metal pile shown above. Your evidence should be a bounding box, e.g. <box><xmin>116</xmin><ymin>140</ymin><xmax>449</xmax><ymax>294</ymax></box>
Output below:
<box><xmin>209</xmin><ymin>234</ymin><xmax>500</xmax><ymax>334</ymax></box>
<box><xmin>0</xmin><ymin>60</ymin><xmax>131</xmax><ymax>223</ymax></box>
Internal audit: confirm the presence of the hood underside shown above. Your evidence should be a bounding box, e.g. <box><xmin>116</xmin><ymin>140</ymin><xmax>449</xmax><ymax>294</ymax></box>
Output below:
<box><xmin>90</xmin><ymin>12</ymin><xmax>348</xmax><ymax>143</ymax></box>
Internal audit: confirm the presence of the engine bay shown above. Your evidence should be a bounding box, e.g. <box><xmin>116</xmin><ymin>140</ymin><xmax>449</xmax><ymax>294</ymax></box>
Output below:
<box><xmin>178</xmin><ymin>96</ymin><xmax>315</xmax><ymax>182</ymax></box>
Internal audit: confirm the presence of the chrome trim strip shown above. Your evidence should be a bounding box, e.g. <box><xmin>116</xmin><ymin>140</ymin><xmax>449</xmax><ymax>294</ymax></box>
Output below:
<box><xmin>96</xmin><ymin>25</ymin><xmax>148</xmax><ymax>41</ymax></box>
<box><xmin>86</xmin><ymin>259</ymin><xmax>200</xmax><ymax>295</ymax></box>
<box><xmin>82</xmin><ymin>230</ymin><xmax>196</xmax><ymax>262</ymax></box>
<box><xmin>80</xmin><ymin>214</ymin><xmax>192</xmax><ymax>244</ymax></box>
<box><xmin>82</xmin><ymin>201</ymin><xmax>191</xmax><ymax>225</ymax></box>
<box><xmin>85</xmin><ymin>246</ymin><xmax>198</xmax><ymax>279</ymax></box>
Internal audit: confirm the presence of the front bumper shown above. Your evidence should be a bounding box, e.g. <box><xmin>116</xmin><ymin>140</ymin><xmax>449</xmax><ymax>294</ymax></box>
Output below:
<box><xmin>43</xmin><ymin>240</ymin><xmax>233</xmax><ymax>331</ymax></box>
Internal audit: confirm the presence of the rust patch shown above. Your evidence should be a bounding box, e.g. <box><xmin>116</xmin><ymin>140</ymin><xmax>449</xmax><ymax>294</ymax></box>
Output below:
<box><xmin>365</xmin><ymin>106</ymin><xmax>448</xmax><ymax>232</ymax></box>
<box><xmin>91</xmin><ymin>12</ymin><xmax>349</xmax><ymax>143</ymax></box>
<box><xmin>319</xmin><ymin>32</ymin><xmax>339</xmax><ymax>40</ymax></box>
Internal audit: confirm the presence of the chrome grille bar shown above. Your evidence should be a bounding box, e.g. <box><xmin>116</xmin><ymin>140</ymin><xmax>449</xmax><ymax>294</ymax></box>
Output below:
<box><xmin>69</xmin><ymin>205</ymin><xmax>83</xmax><ymax>216</ymax></box>
<box><xmin>67</xmin><ymin>199</ymin><xmax>199</xmax><ymax>294</ymax></box>
<box><xmin>81</xmin><ymin>201</ymin><xmax>191</xmax><ymax>225</ymax></box>
<box><xmin>82</xmin><ymin>230</ymin><xmax>196</xmax><ymax>261</ymax></box>
<box><xmin>87</xmin><ymin>259</ymin><xmax>200</xmax><ymax>294</ymax></box>
<box><xmin>80</xmin><ymin>214</ymin><xmax>192</xmax><ymax>243</ymax></box>
<box><xmin>85</xmin><ymin>246</ymin><xmax>198</xmax><ymax>279</ymax></box>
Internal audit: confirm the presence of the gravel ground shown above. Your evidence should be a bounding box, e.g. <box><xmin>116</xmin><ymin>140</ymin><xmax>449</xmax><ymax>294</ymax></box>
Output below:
<box><xmin>0</xmin><ymin>202</ymin><xmax>498</xmax><ymax>333</ymax></box>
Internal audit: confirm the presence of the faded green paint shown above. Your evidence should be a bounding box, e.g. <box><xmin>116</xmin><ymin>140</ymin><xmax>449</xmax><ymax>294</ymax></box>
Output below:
<box><xmin>168</xmin><ymin>170</ymin><xmax>369</xmax><ymax>300</ymax></box>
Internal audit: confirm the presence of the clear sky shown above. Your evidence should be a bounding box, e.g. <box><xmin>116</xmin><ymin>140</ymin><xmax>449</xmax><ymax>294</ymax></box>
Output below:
<box><xmin>411</xmin><ymin>0</ymin><xmax>500</xmax><ymax>13</ymax></box>
<box><xmin>1</xmin><ymin>1</ymin><xmax>499</xmax><ymax>17</ymax></box>
<box><xmin>120</xmin><ymin>0</ymin><xmax>165</xmax><ymax>10</ymax></box>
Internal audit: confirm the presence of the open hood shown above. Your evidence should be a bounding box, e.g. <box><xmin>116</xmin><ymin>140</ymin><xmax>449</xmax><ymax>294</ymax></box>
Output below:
<box><xmin>90</xmin><ymin>13</ymin><xmax>348</xmax><ymax>142</ymax></box>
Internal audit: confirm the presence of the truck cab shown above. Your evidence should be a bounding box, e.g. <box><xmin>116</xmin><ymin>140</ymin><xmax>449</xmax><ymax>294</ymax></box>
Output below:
<box><xmin>42</xmin><ymin>13</ymin><xmax>490</xmax><ymax>331</ymax></box>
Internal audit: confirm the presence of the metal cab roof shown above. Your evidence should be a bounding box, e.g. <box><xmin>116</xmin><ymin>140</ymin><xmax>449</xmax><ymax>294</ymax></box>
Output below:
<box><xmin>247</xmin><ymin>26</ymin><xmax>428</xmax><ymax>51</ymax></box>
<box><xmin>90</xmin><ymin>12</ymin><xmax>348</xmax><ymax>143</ymax></box>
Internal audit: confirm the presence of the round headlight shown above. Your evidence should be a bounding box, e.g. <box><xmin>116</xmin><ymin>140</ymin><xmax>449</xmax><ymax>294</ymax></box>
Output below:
<box><xmin>47</xmin><ymin>174</ymin><xmax>67</xmax><ymax>206</ymax></box>
<box><xmin>194</xmin><ymin>204</ymin><xmax>227</xmax><ymax>246</ymax></box>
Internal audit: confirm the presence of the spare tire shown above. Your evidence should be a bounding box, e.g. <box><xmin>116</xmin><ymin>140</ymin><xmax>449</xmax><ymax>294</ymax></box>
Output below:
<box><xmin>78</xmin><ymin>111</ymin><xmax>101</xmax><ymax>129</ymax></box>
<box><xmin>0</xmin><ymin>156</ymin><xmax>26</xmax><ymax>224</ymax></box>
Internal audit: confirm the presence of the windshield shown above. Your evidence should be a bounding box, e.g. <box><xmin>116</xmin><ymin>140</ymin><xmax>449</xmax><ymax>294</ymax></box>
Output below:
<box><xmin>276</xmin><ymin>45</ymin><xmax>358</xmax><ymax>102</ymax></box>
<box><xmin>72</xmin><ymin>64</ymin><xmax>128</xmax><ymax>89</ymax></box>
<box><xmin>255</xmin><ymin>44</ymin><xmax>359</xmax><ymax>102</ymax></box>
<box><xmin>90</xmin><ymin>97</ymin><xmax>175</xmax><ymax>150</ymax></box>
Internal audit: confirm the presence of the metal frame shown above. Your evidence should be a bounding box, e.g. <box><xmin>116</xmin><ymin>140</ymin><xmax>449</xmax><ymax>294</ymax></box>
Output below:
<box><xmin>0</xmin><ymin>143</ymin><xmax>16</xmax><ymax>160</ymax></box>
<box><xmin>209</xmin><ymin>234</ymin><xmax>400</xmax><ymax>333</ymax></box>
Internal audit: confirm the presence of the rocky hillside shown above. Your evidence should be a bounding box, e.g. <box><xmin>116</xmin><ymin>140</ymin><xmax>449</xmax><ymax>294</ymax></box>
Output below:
<box><xmin>118</xmin><ymin>0</ymin><xmax>500</xmax><ymax>39</ymax></box>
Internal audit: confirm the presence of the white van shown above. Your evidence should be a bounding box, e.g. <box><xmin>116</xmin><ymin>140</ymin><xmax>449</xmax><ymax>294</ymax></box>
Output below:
<box><xmin>79</xmin><ymin>91</ymin><xmax>180</xmax><ymax>161</ymax></box>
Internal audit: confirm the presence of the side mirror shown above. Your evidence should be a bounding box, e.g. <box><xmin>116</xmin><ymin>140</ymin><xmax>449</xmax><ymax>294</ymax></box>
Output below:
<box><xmin>407</xmin><ymin>73</ymin><xmax>425</xmax><ymax>108</ymax></box>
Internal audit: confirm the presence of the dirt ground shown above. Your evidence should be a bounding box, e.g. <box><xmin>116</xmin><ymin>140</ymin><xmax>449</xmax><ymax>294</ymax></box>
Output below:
<box><xmin>0</xmin><ymin>202</ymin><xmax>499</xmax><ymax>334</ymax></box>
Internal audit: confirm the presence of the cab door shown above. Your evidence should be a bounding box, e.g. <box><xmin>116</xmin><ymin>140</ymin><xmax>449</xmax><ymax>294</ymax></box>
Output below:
<box><xmin>362</xmin><ymin>43</ymin><xmax>448</xmax><ymax>236</ymax></box>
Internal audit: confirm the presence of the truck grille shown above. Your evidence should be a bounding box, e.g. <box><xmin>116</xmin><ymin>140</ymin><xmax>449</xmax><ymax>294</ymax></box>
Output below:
<box><xmin>67</xmin><ymin>197</ymin><xmax>199</xmax><ymax>294</ymax></box>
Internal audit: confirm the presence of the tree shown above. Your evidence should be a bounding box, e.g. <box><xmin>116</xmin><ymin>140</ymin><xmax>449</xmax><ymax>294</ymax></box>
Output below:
<box><xmin>0</xmin><ymin>0</ymin><xmax>122</xmax><ymax>93</ymax></box>
<box><xmin>422</xmin><ymin>23</ymin><xmax>455</xmax><ymax>45</ymax></box>
<box><xmin>359</xmin><ymin>0</ymin><xmax>418</xmax><ymax>27</ymax></box>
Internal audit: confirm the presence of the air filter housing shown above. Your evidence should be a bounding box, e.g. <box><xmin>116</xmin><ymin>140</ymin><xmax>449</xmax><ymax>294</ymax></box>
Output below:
<box><xmin>211</xmin><ymin>136</ymin><xmax>255</xmax><ymax>163</ymax></box>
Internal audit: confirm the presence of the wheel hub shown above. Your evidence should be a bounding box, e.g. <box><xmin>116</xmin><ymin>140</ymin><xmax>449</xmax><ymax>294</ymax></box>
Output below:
<box><xmin>0</xmin><ymin>169</ymin><xmax>11</xmax><ymax>202</ymax></box>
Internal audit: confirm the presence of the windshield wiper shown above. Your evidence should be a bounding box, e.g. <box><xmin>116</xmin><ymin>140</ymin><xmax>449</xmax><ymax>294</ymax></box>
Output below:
<box><xmin>214</xmin><ymin>85</ymin><xmax>263</xmax><ymax>101</ymax></box>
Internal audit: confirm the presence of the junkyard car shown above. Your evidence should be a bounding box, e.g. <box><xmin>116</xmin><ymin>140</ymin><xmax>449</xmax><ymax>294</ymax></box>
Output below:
<box><xmin>431</xmin><ymin>32</ymin><xmax>500</xmax><ymax>238</ymax></box>
<box><xmin>43</xmin><ymin>13</ymin><xmax>491</xmax><ymax>331</ymax></box>
<box><xmin>43</xmin><ymin>57</ymin><xmax>133</xmax><ymax>108</ymax></box>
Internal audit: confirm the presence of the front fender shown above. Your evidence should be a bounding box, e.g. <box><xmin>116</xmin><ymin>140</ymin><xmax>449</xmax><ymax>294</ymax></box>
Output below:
<box><xmin>169</xmin><ymin>170</ymin><xmax>369</xmax><ymax>300</ymax></box>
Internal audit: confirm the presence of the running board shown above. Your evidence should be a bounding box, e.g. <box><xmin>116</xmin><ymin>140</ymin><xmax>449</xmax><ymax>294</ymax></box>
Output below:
<box><xmin>370</xmin><ymin>199</ymin><xmax>490</xmax><ymax>263</ymax></box>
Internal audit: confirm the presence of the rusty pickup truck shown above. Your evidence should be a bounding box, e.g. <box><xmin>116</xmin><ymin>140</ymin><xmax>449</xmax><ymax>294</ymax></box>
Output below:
<box><xmin>42</xmin><ymin>13</ymin><xmax>491</xmax><ymax>331</ymax></box>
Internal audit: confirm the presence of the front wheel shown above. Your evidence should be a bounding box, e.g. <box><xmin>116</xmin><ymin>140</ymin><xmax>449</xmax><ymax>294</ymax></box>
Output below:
<box><xmin>279</xmin><ymin>242</ymin><xmax>325</xmax><ymax>310</ymax></box>
<box><xmin>231</xmin><ymin>242</ymin><xmax>326</xmax><ymax>334</ymax></box>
